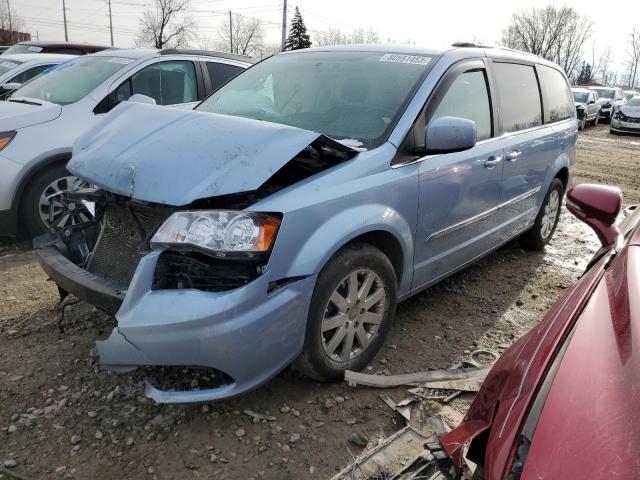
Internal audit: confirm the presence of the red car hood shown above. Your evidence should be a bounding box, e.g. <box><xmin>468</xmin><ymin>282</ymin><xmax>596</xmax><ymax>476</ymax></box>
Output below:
<box><xmin>520</xmin><ymin>243</ymin><xmax>640</xmax><ymax>479</ymax></box>
<box><xmin>440</xmin><ymin>205</ymin><xmax>640</xmax><ymax>479</ymax></box>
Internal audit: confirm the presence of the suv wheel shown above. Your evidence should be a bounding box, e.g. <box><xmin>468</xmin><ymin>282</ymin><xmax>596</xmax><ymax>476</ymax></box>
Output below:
<box><xmin>592</xmin><ymin>112</ymin><xmax>600</xmax><ymax>126</ymax></box>
<box><xmin>579</xmin><ymin>116</ymin><xmax>586</xmax><ymax>130</ymax></box>
<box><xmin>21</xmin><ymin>165</ymin><xmax>94</xmax><ymax>237</ymax></box>
<box><xmin>295</xmin><ymin>242</ymin><xmax>397</xmax><ymax>381</ymax></box>
<box><xmin>519</xmin><ymin>178</ymin><xmax>564</xmax><ymax>250</ymax></box>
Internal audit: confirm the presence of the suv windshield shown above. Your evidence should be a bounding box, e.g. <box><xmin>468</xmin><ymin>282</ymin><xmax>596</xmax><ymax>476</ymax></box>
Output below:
<box><xmin>4</xmin><ymin>44</ymin><xmax>43</xmax><ymax>54</ymax></box>
<box><xmin>593</xmin><ymin>88</ymin><xmax>614</xmax><ymax>99</ymax></box>
<box><xmin>627</xmin><ymin>97</ymin><xmax>640</xmax><ymax>107</ymax></box>
<box><xmin>0</xmin><ymin>60</ymin><xmax>23</xmax><ymax>76</ymax></box>
<box><xmin>13</xmin><ymin>55</ymin><xmax>133</xmax><ymax>105</ymax></box>
<box><xmin>573</xmin><ymin>91</ymin><xmax>588</xmax><ymax>103</ymax></box>
<box><xmin>196</xmin><ymin>51</ymin><xmax>433</xmax><ymax>148</ymax></box>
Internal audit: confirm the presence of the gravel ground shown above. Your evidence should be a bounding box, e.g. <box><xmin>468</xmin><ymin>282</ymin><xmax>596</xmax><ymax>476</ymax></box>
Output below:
<box><xmin>1</xmin><ymin>124</ymin><xmax>638</xmax><ymax>480</ymax></box>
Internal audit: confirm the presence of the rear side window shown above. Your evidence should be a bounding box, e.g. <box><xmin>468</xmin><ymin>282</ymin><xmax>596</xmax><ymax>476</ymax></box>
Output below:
<box><xmin>206</xmin><ymin>62</ymin><xmax>244</xmax><ymax>91</ymax></box>
<box><xmin>538</xmin><ymin>65</ymin><xmax>574</xmax><ymax>123</ymax></box>
<box><xmin>493</xmin><ymin>62</ymin><xmax>542</xmax><ymax>133</ymax></box>
<box><xmin>10</xmin><ymin>64</ymin><xmax>53</xmax><ymax>84</ymax></box>
<box><xmin>430</xmin><ymin>70</ymin><xmax>492</xmax><ymax>141</ymax></box>
<box><xmin>49</xmin><ymin>48</ymin><xmax>85</xmax><ymax>55</ymax></box>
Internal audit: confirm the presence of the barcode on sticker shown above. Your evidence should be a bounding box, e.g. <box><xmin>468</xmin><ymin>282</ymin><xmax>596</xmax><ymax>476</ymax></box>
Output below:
<box><xmin>379</xmin><ymin>54</ymin><xmax>431</xmax><ymax>65</ymax></box>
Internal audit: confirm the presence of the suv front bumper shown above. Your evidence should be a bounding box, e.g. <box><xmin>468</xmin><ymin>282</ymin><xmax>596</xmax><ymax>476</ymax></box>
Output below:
<box><xmin>35</xmin><ymin>240</ymin><xmax>316</xmax><ymax>403</ymax></box>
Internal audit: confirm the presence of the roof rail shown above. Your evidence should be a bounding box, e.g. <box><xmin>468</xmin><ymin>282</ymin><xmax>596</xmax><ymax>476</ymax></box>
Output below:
<box><xmin>451</xmin><ymin>42</ymin><xmax>493</xmax><ymax>49</ymax></box>
<box><xmin>160</xmin><ymin>49</ymin><xmax>255</xmax><ymax>63</ymax></box>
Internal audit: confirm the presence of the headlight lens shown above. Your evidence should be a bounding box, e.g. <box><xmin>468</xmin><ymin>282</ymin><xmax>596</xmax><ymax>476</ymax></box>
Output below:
<box><xmin>0</xmin><ymin>130</ymin><xmax>16</xmax><ymax>151</ymax></box>
<box><xmin>151</xmin><ymin>211</ymin><xmax>281</xmax><ymax>255</ymax></box>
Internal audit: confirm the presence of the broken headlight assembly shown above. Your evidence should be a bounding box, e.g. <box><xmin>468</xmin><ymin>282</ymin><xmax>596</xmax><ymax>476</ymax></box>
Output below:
<box><xmin>150</xmin><ymin>211</ymin><xmax>281</xmax><ymax>258</ymax></box>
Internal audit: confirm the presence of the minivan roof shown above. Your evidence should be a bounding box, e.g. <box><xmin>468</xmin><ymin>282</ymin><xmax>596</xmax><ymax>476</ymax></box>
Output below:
<box><xmin>90</xmin><ymin>47</ymin><xmax>254</xmax><ymax>63</ymax></box>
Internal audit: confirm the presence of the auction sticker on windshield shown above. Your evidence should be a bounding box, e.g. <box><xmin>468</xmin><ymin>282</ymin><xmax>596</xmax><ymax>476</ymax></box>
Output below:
<box><xmin>379</xmin><ymin>54</ymin><xmax>431</xmax><ymax>65</ymax></box>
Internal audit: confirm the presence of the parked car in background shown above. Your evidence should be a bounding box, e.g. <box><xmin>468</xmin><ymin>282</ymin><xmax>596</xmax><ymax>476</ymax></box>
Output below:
<box><xmin>588</xmin><ymin>86</ymin><xmax>626</xmax><ymax>122</ymax></box>
<box><xmin>571</xmin><ymin>87</ymin><xmax>600</xmax><ymax>129</ymax></box>
<box><xmin>3</xmin><ymin>41</ymin><xmax>109</xmax><ymax>56</ymax></box>
<box><xmin>611</xmin><ymin>96</ymin><xmax>640</xmax><ymax>135</ymax></box>
<box><xmin>623</xmin><ymin>89</ymin><xmax>638</xmax><ymax>101</ymax></box>
<box><xmin>34</xmin><ymin>44</ymin><xmax>576</xmax><ymax>403</ymax></box>
<box><xmin>0</xmin><ymin>46</ymin><xmax>9</xmax><ymax>54</ymax></box>
<box><xmin>437</xmin><ymin>183</ymin><xmax>640</xmax><ymax>480</ymax></box>
<box><xmin>0</xmin><ymin>53</ymin><xmax>74</xmax><ymax>99</ymax></box>
<box><xmin>0</xmin><ymin>48</ymin><xmax>251</xmax><ymax>237</ymax></box>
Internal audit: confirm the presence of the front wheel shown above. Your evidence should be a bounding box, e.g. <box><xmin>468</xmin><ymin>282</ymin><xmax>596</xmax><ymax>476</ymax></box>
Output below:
<box><xmin>20</xmin><ymin>165</ymin><xmax>94</xmax><ymax>238</ymax></box>
<box><xmin>519</xmin><ymin>179</ymin><xmax>564</xmax><ymax>250</ymax></box>
<box><xmin>592</xmin><ymin>112</ymin><xmax>600</xmax><ymax>126</ymax></box>
<box><xmin>294</xmin><ymin>242</ymin><xmax>398</xmax><ymax>381</ymax></box>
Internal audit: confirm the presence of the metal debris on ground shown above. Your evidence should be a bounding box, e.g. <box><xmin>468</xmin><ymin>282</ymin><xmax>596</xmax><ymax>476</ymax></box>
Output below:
<box><xmin>242</xmin><ymin>410</ymin><xmax>277</xmax><ymax>422</ymax></box>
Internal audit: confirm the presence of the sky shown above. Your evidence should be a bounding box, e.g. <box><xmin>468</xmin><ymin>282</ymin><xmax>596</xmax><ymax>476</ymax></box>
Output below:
<box><xmin>10</xmin><ymin>0</ymin><xmax>640</xmax><ymax>72</ymax></box>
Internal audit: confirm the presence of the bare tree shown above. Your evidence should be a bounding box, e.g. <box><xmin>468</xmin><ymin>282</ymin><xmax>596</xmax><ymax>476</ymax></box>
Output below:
<box><xmin>0</xmin><ymin>1</ymin><xmax>24</xmax><ymax>43</ymax></box>
<box><xmin>136</xmin><ymin>0</ymin><xmax>194</xmax><ymax>49</ymax></box>
<box><xmin>314</xmin><ymin>27</ymin><xmax>380</xmax><ymax>46</ymax></box>
<box><xmin>216</xmin><ymin>13</ymin><xmax>265</xmax><ymax>57</ymax></box>
<box><xmin>591</xmin><ymin>45</ymin><xmax>613</xmax><ymax>84</ymax></box>
<box><xmin>626</xmin><ymin>26</ymin><xmax>640</xmax><ymax>88</ymax></box>
<box><xmin>501</xmin><ymin>5</ymin><xmax>593</xmax><ymax>79</ymax></box>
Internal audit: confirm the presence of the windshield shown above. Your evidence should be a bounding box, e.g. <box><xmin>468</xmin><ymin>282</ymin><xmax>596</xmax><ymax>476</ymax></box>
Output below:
<box><xmin>196</xmin><ymin>51</ymin><xmax>433</xmax><ymax>147</ymax></box>
<box><xmin>627</xmin><ymin>97</ymin><xmax>640</xmax><ymax>107</ymax></box>
<box><xmin>624</xmin><ymin>92</ymin><xmax>636</xmax><ymax>101</ymax></box>
<box><xmin>0</xmin><ymin>59</ymin><xmax>23</xmax><ymax>76</ymax></box>
<box><xmin>573</xmin><ymin>91</ymin><xmax>588</xmax><ymax>103</ymax></box>
<box><xmin>593</xmin><ymin>88</ymin><xmax>614</xmax><ymax>99</ymax></box>
<box><xmin>4</xmin><ymin>44</ymin><xmax>43</xmax><ymax>54</ymax></box>
<box><xmin>12</xmin><ymin>55</ymin><xmax>133</xmax><ymax>105</ymax></box>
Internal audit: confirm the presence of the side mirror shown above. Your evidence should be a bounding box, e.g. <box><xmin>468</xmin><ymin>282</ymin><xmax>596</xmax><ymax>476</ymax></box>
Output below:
<box><xmin>1</xmin><ymin>82</ymin><xmax>21</xmax><ymax>91</ymax></box>
<box><xmin>127</xmin><ymin>94</ymin><xmax>156</xmax><ymax>105</ymax></box>
<box><xmin>566</xmin><ymin>184</ymin><xmax>623</xmax><ymax>248</ymax></box>
<box><xmin>588</xmin><ymin>99</ymin><xmax>595</xmax><ymax>104</ymax></box>
<box><xmin>415</xmin><ymin>116</ymin><xmax>477</xmax><ymax>156</ymax></box>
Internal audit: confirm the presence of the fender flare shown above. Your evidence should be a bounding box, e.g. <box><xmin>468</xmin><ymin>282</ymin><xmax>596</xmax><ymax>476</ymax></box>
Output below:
<box><xmin>12</xmin><ymin>151</ymin><xmax>72</xmax><ymax>211</ymax></box>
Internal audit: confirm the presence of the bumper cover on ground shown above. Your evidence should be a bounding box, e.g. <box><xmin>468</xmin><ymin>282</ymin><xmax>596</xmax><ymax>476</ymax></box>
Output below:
<box><xmin>35</xmin><ymin>243</ymin><xmax>316</xmax><ymax>403</ymax></box>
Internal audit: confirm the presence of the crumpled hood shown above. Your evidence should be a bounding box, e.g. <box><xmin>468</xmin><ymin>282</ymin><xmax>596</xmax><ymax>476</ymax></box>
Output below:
<box><xmin>0</xmin><ymin>97</ymin><xmax>62</xmax><ymax>130</ymax></box>
<box><xmin>618</xmin><ymin>105</ymin><xmax>640</xmax><ymax>118</ymax></box>
<box><xmin>68</xmin><ymin>102</ymin><xmax>326</xmax><ymax>206</ymax></box>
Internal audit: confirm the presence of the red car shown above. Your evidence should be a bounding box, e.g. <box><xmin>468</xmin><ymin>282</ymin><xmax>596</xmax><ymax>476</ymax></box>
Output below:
<box><xmin>439</xmin><ymin>184</ymin><xmax>640</xmax><ymax>479</ymax></box>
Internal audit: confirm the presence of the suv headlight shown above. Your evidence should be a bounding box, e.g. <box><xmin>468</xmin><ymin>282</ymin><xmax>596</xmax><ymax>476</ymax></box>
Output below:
<box><xmin>151</xmin><ymin>211</ymin><xmax>281</xmax><ymax>256</ymax></box>
<box><xmin>0</xmin><ymin>130</ymin><xmax>16</xmax><ymax>151</ymax></box>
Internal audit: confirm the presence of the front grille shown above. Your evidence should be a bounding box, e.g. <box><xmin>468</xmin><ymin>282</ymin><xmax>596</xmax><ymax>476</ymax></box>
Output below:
<box><xmin>87</xmin><ymin>203</ymin><xmax>170</xmax><ymax>290</ymax></box>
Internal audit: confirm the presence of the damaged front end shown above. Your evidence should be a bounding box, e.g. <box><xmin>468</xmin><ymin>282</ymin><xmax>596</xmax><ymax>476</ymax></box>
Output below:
<box><xmin>35</xmin><ymin>105</ymin><xmax>358</xmax><ymax>403</ymax></box>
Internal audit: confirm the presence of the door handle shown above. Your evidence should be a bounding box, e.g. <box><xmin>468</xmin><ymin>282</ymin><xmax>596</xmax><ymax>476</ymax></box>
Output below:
<box><xmin>484</xmin><ymin>155</ymin><xmax>502</xmax><ymax>168</ymax></box>
<box><xmin>506</xmin><ymin>150</ymin><xmax>522</xmax><ymax>162</ymax></box>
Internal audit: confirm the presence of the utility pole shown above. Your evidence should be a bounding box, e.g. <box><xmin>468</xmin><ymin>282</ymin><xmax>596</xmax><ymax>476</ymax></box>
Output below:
<box><xmin>62</xmin><ymin>0</ymin><xmax>68</xmax><ymax>41</ymax></box>
<box><xmin>229</xmin><ymin>10</ymin><xmax>233</xmax><ymax>53</ymax></box>
<box><xmin>107</xmin><ymin>0</ymin><xmax>114</xmax><ymax>46</ymax></box>
<box><xmin>281</xmin><ymin>0</ymin><xmax>287</xmax><ymax>51</ymax></box>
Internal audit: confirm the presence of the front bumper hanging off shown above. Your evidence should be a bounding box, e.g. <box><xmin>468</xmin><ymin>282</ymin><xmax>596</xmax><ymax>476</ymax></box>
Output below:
<box><xmin>35</xmin><ymin>238</ymin><xmax>316</xmax><ymax>403</ymax></box>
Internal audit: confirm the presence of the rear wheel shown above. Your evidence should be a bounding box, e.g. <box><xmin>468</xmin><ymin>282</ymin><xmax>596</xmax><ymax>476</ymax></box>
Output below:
<box><xmin>519</xmin><ymin>178</ymin><xmax>564</xmax><ymax>250</ymax></box>
<box><xmin>20</xmin><ymin>165</ymin><xmax>94</xmax><ymax>238</ymax></box>
<box><xmin>591</xmin><ymin>112</ymin><xmax>600</xmax><ymax>126</ymax></box>
<box><xmin>294</xmin><ymin>242</ymin><xmax>397</xmax><ymax>381</ymax></box>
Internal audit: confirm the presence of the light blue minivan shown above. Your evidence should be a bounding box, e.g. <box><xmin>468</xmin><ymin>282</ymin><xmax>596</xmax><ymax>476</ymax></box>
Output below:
<box><xmin>35</xmin><ymin>44</ymin><xmax>576</xmax><ymax>403</ymax></box>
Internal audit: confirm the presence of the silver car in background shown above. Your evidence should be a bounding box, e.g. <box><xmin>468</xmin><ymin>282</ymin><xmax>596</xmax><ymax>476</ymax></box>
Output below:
<box><xmin>572</xmin><ymin>87</ymin><xmax>600</xmax><ymax>130</ymax></box>
<box><xmin>0</xmin><ymin>53</ymin><xmax>74</xmax><ymax>98</ymax></box>
<box><xmin>588</xmin><ymin>86</ymin><xmax>626</xmax><ymax>123</ymax></box>
<box><xmin>611</xmin><ymin>96</ymin><xmax>640</xmax><ymax>134</ymax></box>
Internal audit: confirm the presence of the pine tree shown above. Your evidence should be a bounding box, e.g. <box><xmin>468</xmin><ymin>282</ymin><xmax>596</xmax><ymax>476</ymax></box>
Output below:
<box><xmin>576</xmin><ymin>62</ymin><xmax>592</xmax><ymax>85</ymax></box>
<box><xmin>284</xmin><ymin>7</ymin><xmax>311</xmax><ymax>50</ymax></box>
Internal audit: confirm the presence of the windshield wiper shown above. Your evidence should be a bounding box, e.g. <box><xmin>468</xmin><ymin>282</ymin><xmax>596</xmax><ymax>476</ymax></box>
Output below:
<box><xmin>8</xmin><ymin>98</ymin><xmax>42</xmax><ymax>106</ymax></box>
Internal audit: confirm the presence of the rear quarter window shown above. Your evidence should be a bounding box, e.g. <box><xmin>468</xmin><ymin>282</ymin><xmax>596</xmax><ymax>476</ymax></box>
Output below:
<box><xmin>538</xmin><ymin>65</ymin><xmax>574</xmax><ymax>123</ymax></box>
<box><xmin>206</xmin><ymin>62</ymin><xmax>244</xmax><ymax>91</ymax></box>
<box><xmin>493</xmin><ymin>62</ymin><xmax>542</xmax><ymax>133</ymax></box>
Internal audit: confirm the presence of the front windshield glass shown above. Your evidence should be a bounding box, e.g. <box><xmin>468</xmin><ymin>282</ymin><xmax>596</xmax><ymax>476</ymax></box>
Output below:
<box><xmin>573</xmin><ymin>91</ymin><xmax>588</xmax><ymax>103</ymax></box>
<box><xmin>4</xmin><ymin>44</ymin><xmax>43</xmax><ymax>54</ymax></box>
<box><xmin>0</xmin><ymin>59</ymin><xmax>23</xmax><ymax>76</ymax></box>
<box><xmin>624</xmin><ymin>92</ymin><xmax>636</xmax><ymax>101</ymax></box>
<box><xmin>196</xmin><ymin>51</ymin><xmax>433</xmax><ymax>147</ymax></box>
<box><xmin>12</xmin><ymin>55</ymin><xmax>133</xmax><ymax>105</ymax></box>
<box><xmin>627</xmin><ymin>97</ymin><xmax>640</xmax><ymax>107</ymax></box>
<box><xmin>593</xmin><ymin>88</ymin><xmax>614</xmax><ymax>99</ymax></box>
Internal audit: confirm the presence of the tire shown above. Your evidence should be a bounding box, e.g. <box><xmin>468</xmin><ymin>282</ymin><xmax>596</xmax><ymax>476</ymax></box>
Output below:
<box><xmin>519</xmin><ymin>178</ymin><xmax>564</xmax><ymax>251</ymax></box>
<box><xmin>294</xmin><ymin>242</ymin><xmax>398</xmax><ymax>382</ymax></box>
<box><xmin>20</xmin><ymin>164</ymin><xmax>93</xmax><ymax>238</ymax></box>
<box><xmin>579</xmin><ymin>116</ymin><xmax>586</xmax><ymax>130</ymax></box>
<box><xmin>592</xmin><ymin>112</ymin><xmax>600</xmax><ymax>126</ymax></box>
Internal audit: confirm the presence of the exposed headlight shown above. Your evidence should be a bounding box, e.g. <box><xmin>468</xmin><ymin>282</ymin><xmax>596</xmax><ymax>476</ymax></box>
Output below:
<box><xmin>613</xmin><ymin>110</ymin><xmax>626</xmax><ymax>121</ymax></box>
<box><xmin>0</xmin><ymin>130</ymin><xmax>16</xmax><ymax>151</ymax></box>
<box><xmin>151</xmin><ymin>211</ymin><xmax>281</xmax><ymax>256</ymax></box>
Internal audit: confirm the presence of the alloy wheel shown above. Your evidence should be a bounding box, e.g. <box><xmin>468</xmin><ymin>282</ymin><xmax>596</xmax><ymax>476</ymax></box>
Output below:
<box><xmin>321</xmin><ymin>269</ymin><xmax>386</xmax><ymax>363</ymax></box>
<box><xmin>540</xmin><ymin>189</ymin><xmax>560</xmax><ymax>239</ymax></box>
<box><xmin>38</xmin><ymin>175</ymin><xmax>94</xmax><ymax>230</ymax></box>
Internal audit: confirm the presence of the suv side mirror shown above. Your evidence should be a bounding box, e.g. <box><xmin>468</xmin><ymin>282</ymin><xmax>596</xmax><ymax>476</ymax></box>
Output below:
<box><xmin>566</xmin><ymin>184</ymin><xmax>623</xmax><ymax>248</ymax></box>
<box><xmin>1</xmin><ymin>82</ymin><xmax>22</xmax><ymax>91</ymax></box>
<box><xmin>127</xmin><ymin>94</ymin><xmax>156</xmax><ymax>105</ymax></box>
<box><xmin>415</xmin><ymin>116</ymin><xmax>477</xmax><ymax>156</ymax></box>
<box><xmin>588</xmin><ymin>99</ymin><xmax>595</xmax><ymax>104</ymax></box>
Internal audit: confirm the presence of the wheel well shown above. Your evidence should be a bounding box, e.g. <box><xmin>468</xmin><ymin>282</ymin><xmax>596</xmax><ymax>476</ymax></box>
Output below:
<box><xmin>15</xmin><ymin>154</ymin><xmax>71</xmax><ymax>212</ymax></box>
<box><xmin>345</xmin><ymin>230</ymin><xmax>404</xmax><ymax>283</ymax></box>
<box><xmin>554</xmin><ymin>167</ymin><xmax>569</xmax><ymax>191</ymax></box>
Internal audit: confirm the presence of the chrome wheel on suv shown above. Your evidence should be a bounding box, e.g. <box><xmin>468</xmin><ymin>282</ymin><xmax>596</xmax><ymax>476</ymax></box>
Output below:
<box><xmin>519</xmin><ymin>178</ymin><xmax>564</xmax><ymax>250</ymax></box>
<box><xmin>540</xmin><ymin>189</ymin><xmax>560</xmax><ymax>240</ymax></box>
<box><xmin>321</xmin><ymin>269</ymin><xmax>386</xmax><ymax>363</ymax></box>
<box><xmin>38</xmin><ymin>175</ymin><xmax>94</xmax><ymax>230</ymax></box>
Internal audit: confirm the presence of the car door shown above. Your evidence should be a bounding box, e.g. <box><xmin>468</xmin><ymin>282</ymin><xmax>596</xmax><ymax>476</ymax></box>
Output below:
<box><xmin>411</xmin><ymin>59</ymin><xmax>503</xmax><ymax>288</ymax></box>
<box><xmin>489</xmin><ymin>61</ymin><xmax>555</xmax><ymax>239</ymax></box>
<box><xmin>201</xmin><ymin>59</ymin><xmax>246</xmax><ymax>94</ymax></box>
<box><xmin>587</xmin><ymin>92</ymin><xmax>597</xmax><ymax>119</ymax></box>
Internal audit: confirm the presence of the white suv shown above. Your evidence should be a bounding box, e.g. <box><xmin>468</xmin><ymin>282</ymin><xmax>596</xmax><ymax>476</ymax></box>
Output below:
<box><xmin>0</xmin><ymin>53</ymin><xmax>75</xmax><ymax>98</ymax></box>
<box><xmin>0</xmin><ymin>48</ymin><xmax>251</xmax><ymax>237</ymax></box>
